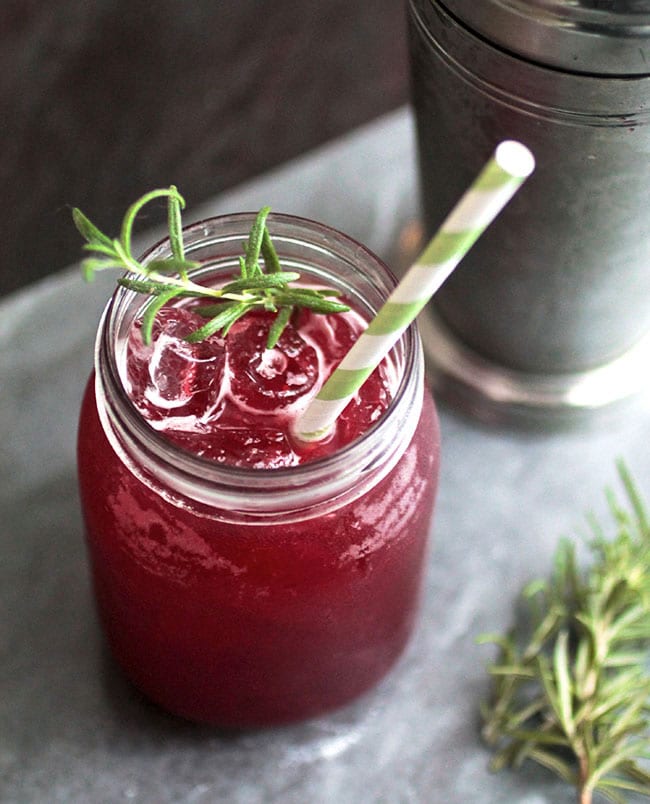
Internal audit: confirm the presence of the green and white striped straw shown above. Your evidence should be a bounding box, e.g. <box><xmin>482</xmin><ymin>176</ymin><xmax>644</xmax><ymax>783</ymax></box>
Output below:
<box><xmin>294</xmin><ymin>140</ymin><xmax>535</xmax><ymax>442</ymax></box>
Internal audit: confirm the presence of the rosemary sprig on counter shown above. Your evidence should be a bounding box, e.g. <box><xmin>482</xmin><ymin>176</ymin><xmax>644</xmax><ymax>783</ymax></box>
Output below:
<box><xmin>480</xmin><ymin>463</ymin><xmax>650</xmax><ymax>804</ymax></box>
<box><xmin>72</xmin><ymin>186</ymin><xmax>349</xmax><ymax>348</ymax></box>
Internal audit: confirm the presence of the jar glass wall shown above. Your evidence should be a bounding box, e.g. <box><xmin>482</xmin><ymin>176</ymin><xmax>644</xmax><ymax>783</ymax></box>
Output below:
<box><xmin>77</xmin><ymin>213</ymin><xmax>440</xmax><ymax>726</ymax></box>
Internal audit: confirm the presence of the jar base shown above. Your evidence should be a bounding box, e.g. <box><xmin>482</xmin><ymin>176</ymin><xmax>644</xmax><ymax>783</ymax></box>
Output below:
<box><xmin>104</xmin><ymin>624</ymin><xmax>414</xmax><ymax>729</ymax></box>
<box><xmin>419</xmin><ymin>308</ymin><xmax>650</xmax><ymax>428</ymax></box>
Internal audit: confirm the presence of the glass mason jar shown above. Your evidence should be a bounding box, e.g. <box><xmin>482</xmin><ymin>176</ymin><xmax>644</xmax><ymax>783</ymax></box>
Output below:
<box><xmin>77</xmin><ymin>213</ymin><xmax>440</xmax><ymax>726</ymax></box>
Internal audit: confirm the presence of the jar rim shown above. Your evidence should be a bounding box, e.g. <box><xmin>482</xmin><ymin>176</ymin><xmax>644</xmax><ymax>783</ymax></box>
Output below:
<box><xmin>95</xmin><ymin>211</ymin><xmax>424</xmax><ymax>520</ymax></box>
<box><xmin>430</xmin><ymin>0</ymin><xmax>650</xmax><ymax>76</ymax></box>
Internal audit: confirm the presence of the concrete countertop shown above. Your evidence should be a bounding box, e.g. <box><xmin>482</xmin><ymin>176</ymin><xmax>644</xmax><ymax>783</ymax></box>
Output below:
<box><xmin>2</xmin><ymin>108</ymin><xmax>648</xmax><ymax>803</ymax></box>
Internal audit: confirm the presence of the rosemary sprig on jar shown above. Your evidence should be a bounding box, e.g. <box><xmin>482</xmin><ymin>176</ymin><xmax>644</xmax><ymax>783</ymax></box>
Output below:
<box><xmin>72</xmin><ymin>186</ymin><xmax>349</xmax><ymax>348</ymax></box>
<box><xmin>479</xmin><ymin>462</ymin><xmax>650</xmax><ymax>804</ymax></box>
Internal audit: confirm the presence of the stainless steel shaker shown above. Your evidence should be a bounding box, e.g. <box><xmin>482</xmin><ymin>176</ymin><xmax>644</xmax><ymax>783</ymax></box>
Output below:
<box><xmin>407</xmin><ymin>0</ymin><xmax>650</xmax><ymax>422</ymax></box>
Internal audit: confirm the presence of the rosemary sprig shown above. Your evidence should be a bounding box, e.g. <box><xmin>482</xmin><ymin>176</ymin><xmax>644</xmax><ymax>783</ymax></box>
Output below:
<box><xmin>72</xmin><ymin>186</ymin><xmax>349</xmax><ymax>347</ymax></box>
<box><xmin>480</xmin><ymin>462</ymin><xmax>650</xmax><ymax>804</ymax></box>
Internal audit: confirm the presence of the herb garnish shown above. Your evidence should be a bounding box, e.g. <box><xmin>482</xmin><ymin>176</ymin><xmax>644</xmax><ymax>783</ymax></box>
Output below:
<box><xmin>480</xmin><ymin>463</ymin><xmax>650</xmax><ymax>804</ymax></box>
<box><xmin>72</xmin><ymin>186</ymin><xmax>349</xmax><ymax>348</ymax></box>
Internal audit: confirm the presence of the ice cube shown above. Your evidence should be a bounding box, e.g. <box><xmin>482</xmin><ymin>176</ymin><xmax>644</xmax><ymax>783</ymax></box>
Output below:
<box><xmin>126</xmin><ymin>307</ymin><xmax>225</xmax><ymax>425</ymax></box>
<box><xmin>226</xmin><ymin>311</ymin><xmax>319</xmax><ymax>414</ymax></box>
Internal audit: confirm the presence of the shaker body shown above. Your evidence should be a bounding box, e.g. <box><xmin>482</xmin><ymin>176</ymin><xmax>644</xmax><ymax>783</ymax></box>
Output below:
<box><xmin>408</xmin><ymin>0</ymin><xmax>650</xmax><ymax>417</ymax></box>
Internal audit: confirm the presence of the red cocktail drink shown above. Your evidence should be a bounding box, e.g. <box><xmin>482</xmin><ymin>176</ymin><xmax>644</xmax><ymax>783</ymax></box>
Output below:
<box><xmin>78</xmin><ymin>213</ymin><xmax>439</xmax><ymax>726</ymax></box>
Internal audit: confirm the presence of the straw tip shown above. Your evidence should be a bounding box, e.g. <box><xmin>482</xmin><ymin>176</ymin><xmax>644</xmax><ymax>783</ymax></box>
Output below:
<box><xmin>292</xmin><ymin>424</ymin><xmax>332</xmax><ymax>444</ymax></box>
<box><xmin>495</xmin><ymin>141</ymin><xmax>535</xmax><ymax>179</ymax></box>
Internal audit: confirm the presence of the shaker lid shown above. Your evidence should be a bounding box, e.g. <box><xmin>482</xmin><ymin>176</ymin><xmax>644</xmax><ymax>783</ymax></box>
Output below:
<box><xmin>439</xmin><ymin>0</ymin><xmax>650</xmax><ymax>75</ymax></box>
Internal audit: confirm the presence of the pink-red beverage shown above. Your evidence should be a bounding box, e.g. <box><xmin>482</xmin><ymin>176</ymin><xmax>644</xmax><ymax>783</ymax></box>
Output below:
<box><xmin>78</xmin><ymin>213</ymin><xmax>439</xmax><ymax>726</ymax></box>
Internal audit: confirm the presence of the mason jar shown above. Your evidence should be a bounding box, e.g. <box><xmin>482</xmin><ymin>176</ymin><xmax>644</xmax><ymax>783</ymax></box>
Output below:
<box><xmin>77</xmin><ymin>212</ymin><xmax>440</xmax><ymax>726</ymax></box>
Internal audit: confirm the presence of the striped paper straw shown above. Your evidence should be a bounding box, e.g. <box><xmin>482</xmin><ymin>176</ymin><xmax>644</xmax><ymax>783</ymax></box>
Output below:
<box><xmin>294</xmin><ymin>140</ymin><xmax>535</xmax><ymax>442</ymax></box>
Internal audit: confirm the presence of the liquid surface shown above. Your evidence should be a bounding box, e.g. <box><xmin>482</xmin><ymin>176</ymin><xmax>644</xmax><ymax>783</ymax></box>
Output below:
<box><xmin>125</xmin><ymin>305</ymin><xmax>393</xmax><ymax>468</ymax></box>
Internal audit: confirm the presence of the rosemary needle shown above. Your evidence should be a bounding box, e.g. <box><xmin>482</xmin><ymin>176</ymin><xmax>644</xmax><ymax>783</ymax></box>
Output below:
<box><xmin>73</xmin><ymin>187</ymin><xmax>349</xmax><ymax>348</ymax></box>
<box><xmin>479</xmin><ymin>462</ymin><xmax>650</xmax><ymax>804</ymax></box>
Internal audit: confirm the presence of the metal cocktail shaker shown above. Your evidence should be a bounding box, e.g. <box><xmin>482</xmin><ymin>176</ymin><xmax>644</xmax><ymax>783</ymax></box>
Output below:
<box><xmin>407</xmin><ymin>0</ymin><xmax>650</xmax><ymax>422</ymax></box>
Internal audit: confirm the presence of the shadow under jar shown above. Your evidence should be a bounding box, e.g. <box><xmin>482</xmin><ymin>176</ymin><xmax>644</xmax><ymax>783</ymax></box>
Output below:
<box><xmin>77</xmin><ymin>213</ymin><xmax>440</xmax><ymax>726</ymax></box>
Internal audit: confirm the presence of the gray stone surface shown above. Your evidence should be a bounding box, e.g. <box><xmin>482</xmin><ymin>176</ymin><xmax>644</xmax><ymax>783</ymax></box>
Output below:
<box><xmin>1</xmin><ymin>109</ymin><xmax>648</xmax><ymax>803</ymax></box>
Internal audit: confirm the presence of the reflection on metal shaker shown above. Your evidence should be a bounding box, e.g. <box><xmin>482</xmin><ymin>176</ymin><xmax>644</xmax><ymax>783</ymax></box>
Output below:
<box><xmin>408</xmin><ymin>0</ymin><xmax>650</xmax><ymax>423</ymax></box>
